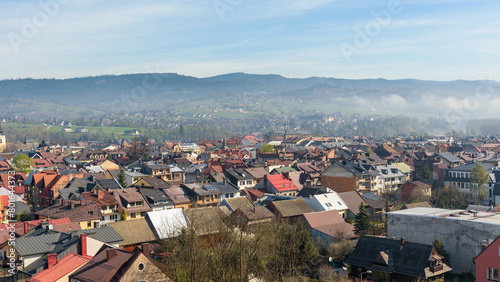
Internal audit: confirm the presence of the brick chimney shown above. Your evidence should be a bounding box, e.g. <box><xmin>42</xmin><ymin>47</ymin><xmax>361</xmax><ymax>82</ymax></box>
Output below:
<box><xmin>98</xmin><ymin>190</ymin><xmax>104</xmax><ymax>199</ymax></box>
<box><xmin>106</xmin><ymin>248</ymin><xmax>117</xmax><ymax>261</ymax></box>
<box><xmin>141</xmin><ymin>243</ymin><xmax>150</xmax><ymax>258</ymax></box>
<box><xmin>81</xmin><ymin>233</ymin><xmax>88</xmax><ymax>257</ymax></box>
<box><xmin>400</xmin><ymin>237</ymin><xmax>406</xmax><ymax>247</ymax></box>
<box><xmin>47</xmin><ymin>253</ymin><xmax>57</xmax><ymax>269</ymax></box>
<box><xmin>24</xmin><ymin>222</ymin><xmax>29</xmax><ymax>234</ymax></box>
<box><xmin>70</xmin><ymin>201</ymin><xmax>75</xmax><ymax>209</ymax></box>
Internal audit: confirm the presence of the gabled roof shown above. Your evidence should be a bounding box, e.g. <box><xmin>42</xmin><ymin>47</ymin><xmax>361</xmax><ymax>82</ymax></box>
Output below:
<box><xmin>185</xmin><ymin>207</ymin><xmax>222</xmax><ymax>236</ymax></box>
<box><xmin>303</xmin><ymin>210</ymin><xmax>355</xmax><ymax>239</ymax></box>
<box><xmin>222</xmin><ymin>196</ymin><xmax>254</xmax><ymax>212</ymax></box>
<box><xmin>270</xmin><ymin>198</ymin><xmax>314</xmax><ymax>218</ymax></box>
<box><xmin>267</xmin><ymin>174</ymin><xmax>299</xmax><ymax>192</ymax></box>
<box><xmin>96</xmin><ymin>178</ymin><xmax>122</xmax><ymax>190</ymax></box>
<box><xmin>73</xmin><ymin>226</ymin><xmax>124</xmax><ymax>244</ymax></box>
<box><xmin>109</xmin><ymin>219</ymin><xmax>157</xmax><ymax>246</ymax></box>
<box><xmin>29</xmin><ymin>253</ymin><xmax>91</xmax><ymax>282</ymax></box>
<box><xmin>146</xmin><ymin>208</ymin><xmax>189</xmax><ymax>239</ymax></box>
<box><xmin>163</xmin><ymin>187</ymin><xmax>191</xmax><ymax>205</ymax></box>
<box><xmin>69</xmin><ymin>245</ymin><xmax>136</xmax><ymax>282</ymax></box>
<box><xmin>244</xmin><ymin>167</ymin><xmax>268</xmax><ymax>179</ymax></box>
<box><xmin>34</xmin><ymin>200</ymin><xmax>102</xmax><ymax>222</ymax></box>
<box><xmin>346</xmin><ymin>236</ymin><xmax>452</xmax><ymax>279</ymax></box>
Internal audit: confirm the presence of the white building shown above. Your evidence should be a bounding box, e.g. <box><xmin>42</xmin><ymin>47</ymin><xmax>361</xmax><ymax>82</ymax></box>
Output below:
<box><xmin>387</xmin><ymin>207</ymin><xmax>500</xmax><ymax>275</ymax></box>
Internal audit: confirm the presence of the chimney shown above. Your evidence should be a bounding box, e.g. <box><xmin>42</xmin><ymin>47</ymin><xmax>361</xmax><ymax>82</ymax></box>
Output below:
<box><xmin>141</xmin><ymin>243</ymin><xmax>150</xmax><ymax>258</ymax></box>
<box><xmin>98</xmin><ymin>190</ymin><xmax>104</xmax><ymax>199</ymax></box>
<box><xmin>81</xmin><ymin>233</ymin><xmax>88</xmax><ymax>257</ymax></box>
<box><xmin>47</xmin><ymin>253</ymin><xmax>57</xmax><ymax>269</ymax></box>
<box><xmin>481</xmin><ymin>240</ymin><xmax>488</xmax><ymax>252</ymax></box>
<box><xmin>24</xmin><ymin>222</ymin><xmax>29</xmax><ymax>234</ymax></box>
<box><xmin>400</xmin><ymin>237</ymin><xmax>406</xmax><ymax>248</ymax></box>
<box><xmin>70</xmin><ymin>201</ymin><xmax>75</xmax><ymax>209</ymax></box>
<box><xmin>106</xmin><ymin>249</ymin><xmax>117</xmax><ymax>261</ymax></box>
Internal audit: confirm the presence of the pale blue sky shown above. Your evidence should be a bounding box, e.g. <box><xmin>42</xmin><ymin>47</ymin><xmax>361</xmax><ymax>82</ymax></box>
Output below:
<box><xmin>1</xmin><ymin>0</ymin><xmax>499</xmax><ymax>80</ymax></box>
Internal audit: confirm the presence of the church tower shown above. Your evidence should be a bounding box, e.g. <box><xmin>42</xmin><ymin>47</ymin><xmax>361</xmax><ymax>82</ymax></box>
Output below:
<box><xmin>0</xmin><ymin>125</ymin><xmax>5</xmax><ymax>153</ymax></box>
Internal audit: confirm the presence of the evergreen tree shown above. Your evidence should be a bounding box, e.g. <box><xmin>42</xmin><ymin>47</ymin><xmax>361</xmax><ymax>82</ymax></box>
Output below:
<box><xmin>433</xmin><ymin>237</ymin><xmax>450</xmax><ymax>265</ymax></box>
<box><xmin>422</xmin><ymin>164</ymin><xmax>432</xmax><ymax>179</ymax></box>
<box><xmin>354</xmin><ymin>202</ymin><xmax>371</xmax><ymax>235</ymax></box>
<box><xmin>120</xmin><ymin>209</ymin><xmax>127</xmax><ymax>221</ymax></box>
<box><xmin>117</xmin><ymin>168</ymin><xmax>127</xmax><ymax>188</ymax></box>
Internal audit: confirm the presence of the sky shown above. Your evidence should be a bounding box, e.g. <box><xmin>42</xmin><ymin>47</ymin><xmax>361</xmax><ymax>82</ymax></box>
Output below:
<box><xmin>1</xmin><ymin>0</ymin><xmax>499</xmax><ymax>81</ymax></box>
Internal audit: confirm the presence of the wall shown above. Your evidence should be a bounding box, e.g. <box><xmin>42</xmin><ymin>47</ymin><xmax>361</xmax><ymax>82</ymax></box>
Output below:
<box><xmin>388</xmin><ymin>213</ymin><xmax>500</xmax><ymax>275</ymax></box>
<box><xmin>320</xmin><ymin>175</ymin><xmax>357</xmax><ymax>193</ymax></box>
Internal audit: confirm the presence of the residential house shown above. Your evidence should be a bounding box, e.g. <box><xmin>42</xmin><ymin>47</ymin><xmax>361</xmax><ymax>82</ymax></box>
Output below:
<box><xmin>69</xmin><ymin>244</ymin><xmax>170</xmax><ymax>282</ymax></box>
<box><xmin>431</xmin><ymin>152</ymin><xmax>462</xmax><ymax>168</ymax></box>
<box><xmin>112</xmin><ymin>188</ymin><xmax>151</xmax><ymax>221</ymax></box>
<box><xmin>146</xmin><ymin>208</ymin><xmax>189</xmax><ymax>240</ymax></box>
<box><xmin>302</xmin><ymin>192</ymin><xmax>349</xmax><ymax>218</ymax></box>
<box><xmin>181</xmin><ymin>183</ymin><xmax>220</xmax><ymax>207</ymax></box>
<box><xmin>58</xmin><ymin>176</ymin><xmax>98</xmax><ymax>202</ymax></box>
<box><xmin>400</xmin><ymin>181</ymin><xmax>432</xmax><ymax>203</ymax></box>
<box><xmin>254</xmin><ymin>174</ymin><xmax>299</xmax><ymax>196</ymax></box>
<box><xmin>392</xmin><ymin>162</ymin><xmax>414</xmax><ymax>181</ymax></box>
<box><xmin>34</xmin><ymin>200</ymin><xmax>102</xmax><ymax>229</ymax></box>
<box><xmin>376</xmin><ymin>165</ymin><xmax>406</xmax><ymax>193</ymax></box>
<box><xmin>346</xmin><ymin>236</ymin><xmax>451</xmax><ymax>281</ymax></box>
<box><xmin>444</xmin><ymin>162</ymin><xmax>497</xmax><ymax>205</ymax></box>
<box><xmin>303</xmin><ymin>210</ymin><xmax>356</xmax><ymax>245</ymax></box>
<box><xmin>244</xmin><ymin>167</ymin><xmax>269</xmax><ymax>185</ymax></box>
<box><xmin>139</xmin><ymin>188</ymin><xmax>174</xmax><ymax>211</ymax></box>
<box><xmin>337</xmin><ymin>191</ymin><xmax>368</xmax><ymax>220</ymax></box>
<box><xmin>474</xmin><ymin>236</ymin><xmax>500</xmax><ymax>282</ymax></box>
<box><xmin>267</xmin><ymin>198</ymin><xmax>314</xmax><ymax>223</ymax></box>
<box><xmin>108</xmin><ymin>219</ymin><xmax>158</xmax><ymax>252</ymax></box>
<box><xmin>163</xmin><ymin>187</ymin><xmax>192</xmax><ymax>210</ymax></box>
<box><xmin>229</xmin><ymin>206</ymin><xmax>275</xmax><ymax>229</ymax></box>
<box><xmin>320</xmin><ymin>161</ymin><xmax>380</xmax><ymax>194</ymax></box>
<box><xmin>95</xmin><ymin>178</ymin><xmax>123</xmax><ymax>191</ymax></box>
<box><xmin>133</xmin><ymin>176</ymin><xmax>171</xmax><ymax>190</ymax></box>
<box><xmin>223</xmin><ymin>168</ymin><xmax>255</xmax><ymax>190</ymax></box>
<box><xmin>211</xmin><ymin>180</ymin><xmax>240</xmax><ymax>200</ymax></box>
<box><xmin>80</xmin><ymin>191</ymin><xmax>120</xmax><ymax>225</ymax></box>
<box><xmin>28</xmin><ymin>253</ymin><xmax>92</xmax><ymax>282</ymax></box>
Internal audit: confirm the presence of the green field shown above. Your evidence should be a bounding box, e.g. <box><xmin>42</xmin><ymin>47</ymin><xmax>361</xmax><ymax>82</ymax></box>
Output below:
<box><xmin>3</xmin><ymin>122</ymin><xmax>137</xmax><ymax>138</ymax></box>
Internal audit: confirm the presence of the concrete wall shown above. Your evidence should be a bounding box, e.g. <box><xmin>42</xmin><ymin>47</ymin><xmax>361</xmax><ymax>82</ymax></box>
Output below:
<box><xmin>387</xmin><ymin>213</ymin><xmax>500</xmax><ymax>275</ymax></box>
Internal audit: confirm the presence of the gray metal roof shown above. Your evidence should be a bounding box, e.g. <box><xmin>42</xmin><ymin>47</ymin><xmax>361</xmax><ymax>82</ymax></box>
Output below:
<box><xmin>15</xmin><ymin>233</ymin><xmax>68</xmax><ymax>256</ymax></box>
<box><xmin>73</xmin><ymin>226</ymin><xmax>124</xmax><ymax>243</ymax></box>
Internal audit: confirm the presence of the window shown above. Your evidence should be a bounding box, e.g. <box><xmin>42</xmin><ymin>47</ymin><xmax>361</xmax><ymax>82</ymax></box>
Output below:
<box><xmin>88</xmin><ymin>211</ymin><xmax>93</xmax><ymax>215</ymax></box>
<box><xmin>131</xmin><ymin>213</ymin><xmax>136</xmax><ymax>219</ymax></box>
<box><xmin>87</xmin><ymin>221</ymin><xmax>92</xmax><ymax>227</ymax></box>
<box><xmin>138</xmin><ymin>262</ymin><xmax>145</xmax><ymax>271</ymax></box>
<box><xmin>140</xmin><ymin>212</ymin><xmax>146</xmax><ymax>217</ymax></box>
<box><xmin>488</xmin><ymin>268</ymin><xmax>499</xmax><ymax>281</ymax></box>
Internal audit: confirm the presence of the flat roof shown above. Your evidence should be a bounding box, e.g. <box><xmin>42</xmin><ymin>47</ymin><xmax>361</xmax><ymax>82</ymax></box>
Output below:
<box><xmin>388</xmin><ymin>207</ymin><xmax>500</xmax><ymax>225</ymax></box>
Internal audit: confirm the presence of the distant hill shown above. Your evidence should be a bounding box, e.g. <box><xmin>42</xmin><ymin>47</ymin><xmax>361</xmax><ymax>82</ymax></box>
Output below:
<box><xmin>0</xmin><ymin>72</ymin><xmax>499</xmax><ymax>118</ymax></box>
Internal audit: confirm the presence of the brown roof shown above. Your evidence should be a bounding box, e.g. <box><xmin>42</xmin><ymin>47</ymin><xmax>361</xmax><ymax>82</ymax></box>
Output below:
<box><xmin>239</xmin><ymin>206</ymin><xmax>275</xmax><ymax>221</ymax></box>
<box><xmin>112</xmin><ymin>188</ymin><xmax>151</xmax><ymax>212</ymax></box>
<box><xmin>69</xmin><ymin>246</ymin><xmax>136</xmax><ymax>281</ymax></box>
<box><xmin>34</xmin><ymin>200</ymin><xmax>102</xmax><ymax>222</ymax></box>
<box><xmin>338</xmin><ymin>191</ymin><xmax>367</xmax><ymax>215</ymax></box>
<box><xmin>223</xmin><ymin>196</ymin><xmax>254</xmax><ymax>211</ymax></box>
<box><xmin>303</xmin><ymin>210</ymin><xmax>356</xmax><ymax>238</ymax></box>
<box><xmin>185</xmin><ymin>207</ymin><xmax>222</xmax><ymax>236</ymax></box>
<box><xmin>244</xmin><ymin>167</ymin><xmax>268</xmax><ymax>179</ymax></box>
<box><xmin>108</xmin><ymin>219</ymin><xmax>157</xmax><ymax>246</ymax></box>
<box><xmin>269</xmin><ymin>198</ymin><xmax>314</xmax><ymax>218</ymax></box>
<box><xmin>163</xmin><ymin>187</ymin><xmax>191</xmax><ymax>205</ymax></box>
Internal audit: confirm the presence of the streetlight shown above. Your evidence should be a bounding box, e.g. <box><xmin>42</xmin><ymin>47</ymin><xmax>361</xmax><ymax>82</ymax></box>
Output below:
<box><xmin>361</xmin><ymin>270</ymin><xmax>372</xmax><ymax>282</ymax></box>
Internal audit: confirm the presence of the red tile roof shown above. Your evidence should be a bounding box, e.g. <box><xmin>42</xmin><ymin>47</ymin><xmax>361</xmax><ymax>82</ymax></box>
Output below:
<box><xmin>29</xmin><ymin>253</ymin><xmax>91</xmax><ymax>282</ymax></box>
<box><xmin>267</xmin><ymin>174</ymin><xmax>298</xmax><ymax>192</ymax></box>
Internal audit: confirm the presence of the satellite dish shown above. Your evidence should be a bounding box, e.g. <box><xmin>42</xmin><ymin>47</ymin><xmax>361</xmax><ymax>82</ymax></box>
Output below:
<box><xmin>48</xmin><ymin>224</ymin><xmax>54</xmax><ymax>230</ymax></box>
